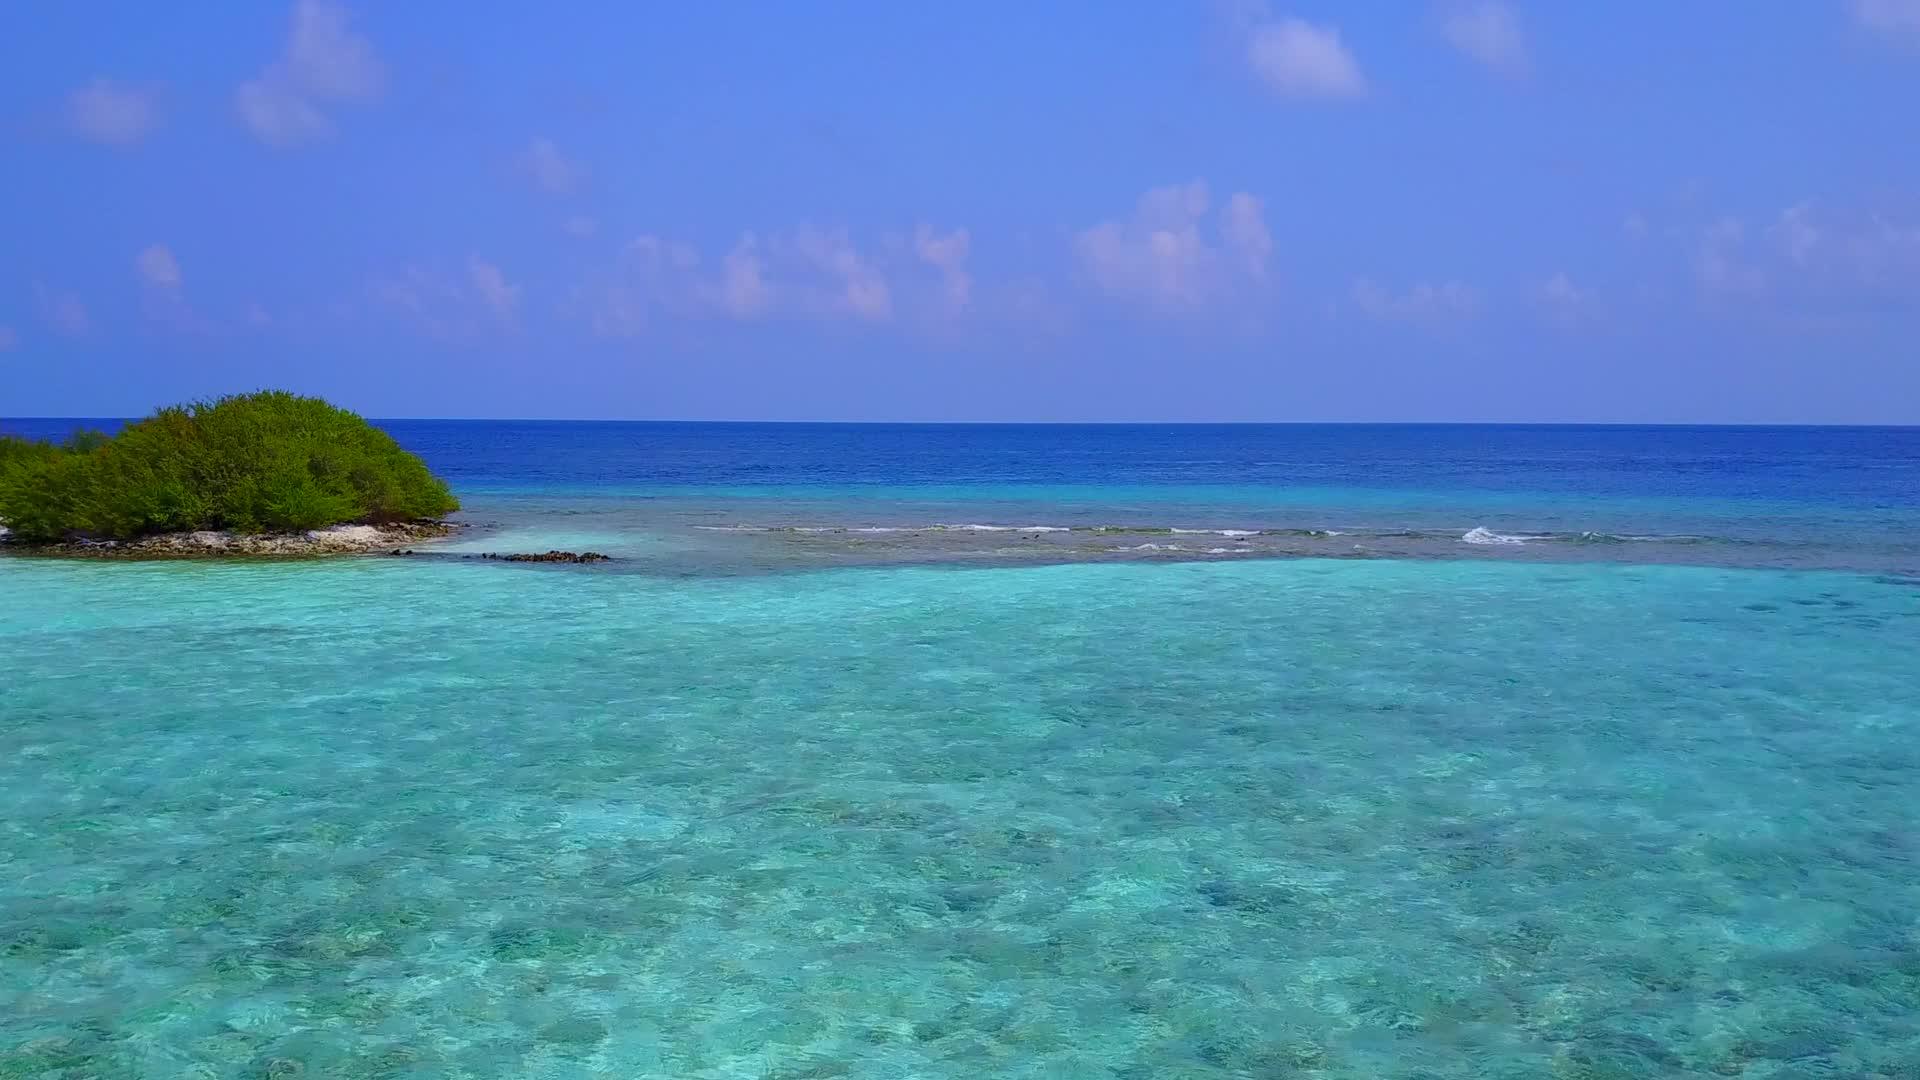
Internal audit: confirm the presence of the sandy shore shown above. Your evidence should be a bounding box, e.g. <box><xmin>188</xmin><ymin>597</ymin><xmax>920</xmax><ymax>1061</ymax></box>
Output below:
<box><xmin>0</xmin><ymin>521</ymin><xmax>458</xmax><ymax>558</ymax></box>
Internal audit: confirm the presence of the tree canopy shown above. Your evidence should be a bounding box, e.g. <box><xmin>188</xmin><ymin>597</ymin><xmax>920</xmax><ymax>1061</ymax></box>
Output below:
<box><xmin>0</xmin><ymin>392</ymin><xmax>458</xmax><ymax>543</ymax></box>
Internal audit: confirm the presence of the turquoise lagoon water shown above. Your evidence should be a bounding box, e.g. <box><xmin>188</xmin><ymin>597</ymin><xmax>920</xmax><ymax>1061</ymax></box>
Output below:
<box><xmin>3</xmin><ymin>423</ymin><xmax>1919</xmax><ymax>1077</ymax></box>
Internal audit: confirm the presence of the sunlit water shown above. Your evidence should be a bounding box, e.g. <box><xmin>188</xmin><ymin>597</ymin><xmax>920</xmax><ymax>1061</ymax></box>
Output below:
<box><xmin>4</xmin><ymin>556</ymin><xmax>1918</xmax><ymax>1078</ymax></box>
<box><xmin>2</xmin><ymin>422</ymin><xmax>1917</xmax><ymax>1077</ymax></box>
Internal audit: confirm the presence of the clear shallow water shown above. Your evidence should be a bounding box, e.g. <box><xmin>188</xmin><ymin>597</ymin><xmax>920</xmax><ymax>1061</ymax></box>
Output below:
<box><xmin>3</xmin><ymin>555</ymin><xmax>1919</xmax><ymax>1078</ymax></box>
<box><xmin>3</xmin><ymin>422</ymin><xmax>1918</xmax><ymax>1077</ymax></box>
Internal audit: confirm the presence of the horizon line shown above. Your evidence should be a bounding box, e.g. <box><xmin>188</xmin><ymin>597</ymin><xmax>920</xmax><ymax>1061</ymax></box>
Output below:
<box><xmin>3</xmin><ymin>415</ymin><xmax>1917</xmax><ymax>429</ymax></box>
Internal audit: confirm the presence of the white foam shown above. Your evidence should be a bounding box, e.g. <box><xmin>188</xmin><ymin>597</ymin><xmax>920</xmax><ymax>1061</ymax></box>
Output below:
<box><xmin>1462</xmin><ymin>526</ymin><xmax>1529</xmax><ymax>546</ymax></box>
<box><xmin>709</xmin><ymin>522</ymin><xmax>1069</xmax><ymax>535</ymax></box>
<box><xmin>1171</xmin><ymin>528</ymin><xmax>1258</xmax><ymax>537</ymax></box>
<box><xmin>1111</xmin><ymin>542</ymin><xmax>1187</xmax><ymax>552</ymax></box>
<box><xmin>933</xmin><ymin>524</ymin><xmax>1070</xmax><ymax>532</ymax></box>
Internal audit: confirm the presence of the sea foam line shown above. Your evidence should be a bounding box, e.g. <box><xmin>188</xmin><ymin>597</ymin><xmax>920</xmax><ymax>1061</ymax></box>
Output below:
<box><xmin>931</xmin><ymin>523</ymin><xmax>1072</xmax><ymax>532</ymax></box>
<box><xmin>1461</xmin><ymin>526</ymin><xmax>1550</xmax><ymax>546</ymax></box>
<box><xmin>697</xmin><ymin>522</ymin><xmax>1712</xmax><ymax>547</ymax></box>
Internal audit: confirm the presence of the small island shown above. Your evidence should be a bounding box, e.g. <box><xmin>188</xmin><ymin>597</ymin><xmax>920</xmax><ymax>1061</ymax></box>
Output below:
<box><xmin>0</xmin><ymin>391</ymin><xmax>461</xmax><ymax>557</ymax></box>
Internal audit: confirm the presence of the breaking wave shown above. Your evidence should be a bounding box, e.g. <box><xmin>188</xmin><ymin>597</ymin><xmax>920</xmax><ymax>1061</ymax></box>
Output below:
<box><xmin>1461</xmin><ymin>527</ymin><xmax>1537</xmax><ymax>546</ymax></box>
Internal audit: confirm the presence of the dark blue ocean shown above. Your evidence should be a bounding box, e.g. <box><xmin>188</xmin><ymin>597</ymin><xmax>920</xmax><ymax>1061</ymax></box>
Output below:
<box><xmin>12</xmin><ymin>419</ymin><xmax>1916</xmax><ymax>571</ymax></box>
<box><xmin>10</xmin><ymin>420</ymin><xmax>1914</xmax><ymax>503</ymax></box>
<box><xmin>3</xmin><ymin>420</ymin><xmax>1918</xmax><ymax>1077</ymax></box>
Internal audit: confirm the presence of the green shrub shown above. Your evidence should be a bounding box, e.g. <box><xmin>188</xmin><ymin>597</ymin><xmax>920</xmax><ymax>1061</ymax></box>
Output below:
<box><xmin>0</xmin><ymin>392</ymin><xmax>458</xmax><ymax>542</ymax></box>
<box><xmin>1</xmin><ymin>434</ymin><xmax>61</xmax><ymax>474</ymax></box>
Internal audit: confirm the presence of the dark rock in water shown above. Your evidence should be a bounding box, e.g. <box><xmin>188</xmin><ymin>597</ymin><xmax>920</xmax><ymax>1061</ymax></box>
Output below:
<box><xmin>500</xmin><ymin>550</ymin><xmax>611</xmax><ymax>564</ymax></box>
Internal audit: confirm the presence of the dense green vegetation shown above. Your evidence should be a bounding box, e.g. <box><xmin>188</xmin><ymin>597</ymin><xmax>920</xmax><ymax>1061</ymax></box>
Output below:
<box><xmin>0</xmin><ymin>392</ymin><xmax>458</xmax><ymax>543</ymax></box>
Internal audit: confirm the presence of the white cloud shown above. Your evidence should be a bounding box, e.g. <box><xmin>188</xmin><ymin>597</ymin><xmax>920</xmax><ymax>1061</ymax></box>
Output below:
<box><xmin>236</xmin><ymin>85</ymin><xmax>329</xmax><ymax>145</ymax></box>
<box><xmin>1074</xmin><ymin>180</ymin><xmax>1274</xmax><ymax>311</ymax></box>
<box><xmin>581</xmin><ymin>222</ymin><xmax>1000</xmax><ymax>335</ymax></box>
<box><xmin>281</xmin><ymin>0</ymin><xmax>382</xmax><ymax>99</ymax></box>
<box><xmin>371</xmin><ymin>267</ymin><xmax>448</xmax><ymax>315</ymax></box>
<box><xmin>716</xmin><ymin>234</ymin><xmax>771</xmax><ymax>320</ymax></box>
<box><xmin>1687</xmin><ymin>203</ymin><xmax>1920</xmax><ymax>310</ymax></box>
<box><xmin>1539</xmin><ymin>272</ymin><xmax>1590</xmax><ymax>307</ymax></box>
<box><xmin>633</xmin><ymin>235</ymin><xmax>702</xmax><ymax>271</ymax></box>
<box><xmin>1762</xmin><ymin>203</ymin><xmax>1920</xmax><ymax>283</ymax></box>
<box><xmin>1077</xmin><ymin>196</ymin><xmax>1209</xmax><ymax>307</ymax></box>
<box><xmin>370</xmin><ymin>267</ymin><xmax>465</xmax><ymax>339</ymax></box>
<box><xmin>521</xmin><ymin>138</ymin><xmax>585</xmax><ymax>195</ymax></box>
<box><xmin>1440</xmin><ymin>1</ymin><xmax>1529</xmax><ymax>76</ymax></box>
<box><xmin>130</xmin><ymin>245</ymin><xmax>212</xmax><ymax>333</ymax></box>
<box><xmin>0</xmin><ymin>326</ymin><xmax>17</xmax><ymax>351</ymax></box>
<box><xmin>67</xmin><ymin>80</ymin><xmax>159</xmax><ymax>146</ymax></box>
<box><xmin>371</xmin><ymin>259</ymin><xmax>520</xmax><ymax>340</ymax></box>
<box><xmin>1854</xmin><ymin>0</ymin><xmax>1920</xmax><ymax>41</ymax></box>
<box><xmin>1536</xmin><ymin>272</ymin><xmax>1597</xmax><ymax>324</ymax></box>
<box><xmin>34</xmin><ymin>285</ymin><xmax>91</xmax><ymax>338</ymax></box>
<box><xmin>579</xmin><ymin>234</ymin><xmax>706</xmax><ymax>336</ymax></box>
<box><xmin>914</xmin><ymin>225</ymin><xmax>973</xmax><ymax>312</ymax></box>
<box><xmin>783</xmin><ymin>225</ymin><xmax>893</xmax><ymax>320</ymax></box>
<box><xmin>236</xmin><ymin>0</ymin><xmax>384</xmax><ymax>146</ymax></box>
<box><xmin>563</xmin><ymin>215</ymin><xmax>600</xmax><ymax>238</ymax></box>
<box><xmin>581</xmin><ymin>232</ymin><xmax>763</xmax><ymax>335</ymax></box>
<box><xmin>1220</xmin><ymin>193</ymin><xmax>1273</xmax><ymax>277</ymax></box>
<box><xmin>1772</xmin><ymin>204</ymin><xmax>1821</xmax><ymax>263</ymax></box>
<box><xmin>1696</xmin><ymin>218</ymin><xmax>1765</xmax><ymax>296</ymax></box>
<box><xmin>585</xmin><ymin>287</ymin><xmax>647</xmax><ymax>338</ymax></box>
<box><xmin>467</xmin><ymin>257</ymin><xmax>520</xmax><ymax>319</ymax></box>
<box><xmin>1245</xmin><ymin>17</ymin><xmax>1366</xmax><ymax>99</ymax></box>
<box><xmin>1351</xmin><ymin>278</ymin><xmax>1481</xmax><ymax>323</ymax></box>
<box><xmin>136</xmin><ymin>244</ymin><xmax>182</xmax><ymax>289</ymax></box>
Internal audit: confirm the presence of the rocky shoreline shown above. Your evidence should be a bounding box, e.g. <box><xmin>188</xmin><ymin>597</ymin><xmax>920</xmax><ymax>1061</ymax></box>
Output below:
<box><xmin>0</xmin><ymin>521</ymin><xmax>459</xmax><ymax>559</ymax></box>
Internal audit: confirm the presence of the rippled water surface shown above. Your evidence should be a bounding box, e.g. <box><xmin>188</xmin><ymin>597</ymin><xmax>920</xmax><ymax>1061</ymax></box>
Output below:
<box><xmin>4</xmin><ymin>555</ymin><xmax>1919</xmax><ymax>1078</ymax></box>
<box><xmin>2</xmin><ymin>422</ymin><xmax>1916</xmax><ymax>1077</ymax></box>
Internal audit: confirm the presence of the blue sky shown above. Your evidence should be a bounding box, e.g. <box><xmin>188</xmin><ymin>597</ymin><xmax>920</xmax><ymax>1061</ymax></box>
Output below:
<box><xmin>4</xmin><ymin>1</ymin><xmax>1919</xmax><ymax>422</ymax></box>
